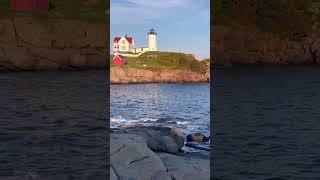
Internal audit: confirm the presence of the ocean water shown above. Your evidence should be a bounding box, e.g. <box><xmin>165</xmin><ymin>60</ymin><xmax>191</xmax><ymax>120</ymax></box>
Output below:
<box><xmin>110</xmin><ymin>83</ymin><xmax>210</xmax><ymax>152</ymax></box>
<box><xmin>212</xmin><ymin>66</ymin><xmax>320</xmax><ymax>180</ymax></box>
<box><xmin>0</xmin><ymin>71</ymin><xmax>108</xmax><ymax>179</ymax></box>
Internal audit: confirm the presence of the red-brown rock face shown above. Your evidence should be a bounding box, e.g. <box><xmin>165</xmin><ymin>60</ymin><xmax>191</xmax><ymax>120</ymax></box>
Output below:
<box><xmin>0</xmin><ymin>17</ymin><xmax>107</xmax><ymax>71</ymax></box>
<box><xmin>213</xmin><ymin>26</ymin><xmax>320</xmax><ymax>66</ymax></box>
<box><xmin>110</xmin><ymin>67</ymin><xmax>210</xmax><ymax>84</ymax></box>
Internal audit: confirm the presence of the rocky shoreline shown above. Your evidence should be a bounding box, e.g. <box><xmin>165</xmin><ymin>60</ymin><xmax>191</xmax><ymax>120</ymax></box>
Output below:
<box><xmin>0</xmin><ymin>17</ymin><xmax>107</xmax><ymax>71</ymax></box>
<box><xmin>110</xmin><ymin>67</ymin><xmax>210</xmax><ymax>84</ymax></box>
<box><xmin>110</xmin><ymin>126</ymin><xmax>210</xmax><ymax>180</ymax></box>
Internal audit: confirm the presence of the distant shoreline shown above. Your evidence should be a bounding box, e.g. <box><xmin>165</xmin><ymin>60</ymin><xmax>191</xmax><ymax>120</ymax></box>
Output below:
<box><xmin>111</xmin><ymin>81</ymin><xmax>210</xmax><ymax>85</ymax></box>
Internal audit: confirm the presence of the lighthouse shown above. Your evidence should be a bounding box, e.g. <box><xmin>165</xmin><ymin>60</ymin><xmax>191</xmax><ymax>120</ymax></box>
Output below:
<box><xmin>148</xmin><ymin>28</ymin><xmax>157</xmax><ymax>51</ymax></box>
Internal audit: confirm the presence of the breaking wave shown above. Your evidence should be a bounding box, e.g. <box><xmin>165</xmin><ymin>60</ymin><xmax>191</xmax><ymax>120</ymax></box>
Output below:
<box><xmin>111</xmin><ymin>116</ymin><xmax>209</xmax><ymax>138</ymax></box>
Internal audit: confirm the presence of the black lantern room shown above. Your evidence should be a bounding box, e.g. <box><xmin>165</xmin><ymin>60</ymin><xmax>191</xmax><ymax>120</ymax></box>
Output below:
<box><xmin>148</xmin><ymin>28</ymin><xmax>157</xmax><ymax>35</ymax></box>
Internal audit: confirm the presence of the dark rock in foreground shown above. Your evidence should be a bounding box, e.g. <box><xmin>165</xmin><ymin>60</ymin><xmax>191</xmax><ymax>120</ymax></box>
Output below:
<box><xmin>112</xmin><ymin>126</ymin><xmax>184</xmax><ymax>154</ymax></box>
<box><xmin>110</xmin><ymin>134</ymin><xmax>171</xmax><ymax>180</ymax></box>
<box><xmin>157</xmin><ymin>152</ymin><xmax>210</xmax><ymax>180</ymax></box>
<box><xmin>187</xmin><ymin>132</ymin><xmax>209</xmax><ymax>143</ymax></box>
<box><xmin>110</xmin><ymin>127</ymin><xmax>210</xmax><ymax>180</ymax></box>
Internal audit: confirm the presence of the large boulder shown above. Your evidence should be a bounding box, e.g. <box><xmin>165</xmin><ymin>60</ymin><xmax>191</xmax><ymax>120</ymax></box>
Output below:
<box><xmin>157</xmin><ymin>153</ymin><xmax>210</xmax><ymax>180</ymax></box>
<box><xmin>110</xmin><ymin>134</ymin><xmax>172</xmax><ymax>180</ymax></box>
<box><xmin>187</xmin><ymin>132</ymin><xmax>209</xmax><ymax>143</ymax></box>
<box><xmin>113</xmin><ymin>126</ymin><xmax>184</xmax><ymax>154</ymax></box>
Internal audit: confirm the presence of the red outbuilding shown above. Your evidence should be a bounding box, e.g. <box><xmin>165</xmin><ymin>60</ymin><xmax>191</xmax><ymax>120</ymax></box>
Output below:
<box><xmin>113</xmin><ymin>55</ymin><xmax>127</xmax><ymax>66</ymax></box>
<box><xmin>11</xmin><ymin>0</ymin><xmax>49</xmax><ymax>12</ymax></box>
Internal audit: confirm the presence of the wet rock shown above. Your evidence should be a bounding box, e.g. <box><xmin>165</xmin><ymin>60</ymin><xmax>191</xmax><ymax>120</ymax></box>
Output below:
<box><xmin>113</xmin><ymin>126</ymin><xmax>184</xmax><ymax>154</ymax></box>
<box><xmin>185</xmin><ymin>142</ymin><xmax>210</xmax><ymax>151</ymax></box>
<box><xmin>110</xmin><ymin>134</ymin><xmax>172</xmax><ymax>180</ymax></box>
<box><xmin>187</xmin><ymin>133</ymin><xmax>209</xmax><ymax>143</ymax></box>
<box><xmin>110</xmin><ymin>130</ymin><xmax>210</xmax><ymax>180</ymax></box>
<box><xmin>157</xmin><ymin>152</ymin><xmax>210</xmax><ymax>180</ymax></box>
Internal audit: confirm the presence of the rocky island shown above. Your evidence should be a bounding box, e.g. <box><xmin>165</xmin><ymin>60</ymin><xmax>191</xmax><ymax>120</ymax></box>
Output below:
<box><xmin>110</xmin><ymin>52</ymin><xmax>210</xmax><ymax>84</ymax></box>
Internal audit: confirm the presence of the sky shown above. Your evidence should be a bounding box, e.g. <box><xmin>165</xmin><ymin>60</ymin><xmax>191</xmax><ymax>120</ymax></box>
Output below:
<box><xmin>110</xmin><ymin>0</ymin><xmax>210</xmax><ymax>60</ymax></box>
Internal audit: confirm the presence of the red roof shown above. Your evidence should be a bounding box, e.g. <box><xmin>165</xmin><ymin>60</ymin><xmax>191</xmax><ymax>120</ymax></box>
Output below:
<box><xmin>113</xmin><ymin>37</ymin><xmax>121</xmax><ymax>43</ymax></box>
<box><xmin>125</xmin><ymin>37</ymin><xmax>133</xmax><ymax>43</ymax></box>
<box><xmin>113</xmin><ymin>36</ymin><xmax>133</xmax><ymax>44</ymax></box>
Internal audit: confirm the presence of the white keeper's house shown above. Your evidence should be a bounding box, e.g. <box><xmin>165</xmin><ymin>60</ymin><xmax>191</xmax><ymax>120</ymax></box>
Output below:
<box><xmin>113</xmin><ymin>28</ymin><xmax>157</xmax><ymax>56</ymax></box>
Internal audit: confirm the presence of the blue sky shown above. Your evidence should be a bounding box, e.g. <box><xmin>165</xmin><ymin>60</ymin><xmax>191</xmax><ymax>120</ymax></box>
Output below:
<box><xmin>110</xmin><ymin>0</ymin><xmax>210</xmax><ymax>60</ymax></box>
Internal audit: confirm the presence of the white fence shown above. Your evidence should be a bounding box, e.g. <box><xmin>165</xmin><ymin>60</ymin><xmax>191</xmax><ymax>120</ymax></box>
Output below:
<box><xmin>118</xmin><ymin>51</ymin><xmax>146</xmax><ymax>57</ymax></box>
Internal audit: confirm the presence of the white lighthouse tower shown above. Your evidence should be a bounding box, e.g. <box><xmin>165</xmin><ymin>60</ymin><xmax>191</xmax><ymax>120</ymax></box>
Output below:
<box><xmin>148</xmin><ymin>28</ymin><xmax>157</xmax><ymax>51</ymax></box>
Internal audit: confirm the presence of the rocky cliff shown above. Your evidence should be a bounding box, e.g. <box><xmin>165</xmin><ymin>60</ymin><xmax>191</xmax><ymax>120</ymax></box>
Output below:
<box><xmin>110</xmin><ymin>67</ymin><xmax>210</xmax><ymax>84</ymax></box>
<box><xmin>213</xmin><ymin>26</ymin><xmax>320</xmax><ymax>66</ymax></box>
<box><xmin>0</xmin><ymin>17</ymin><xmax>107</xmax><ymax>71</ymax></box>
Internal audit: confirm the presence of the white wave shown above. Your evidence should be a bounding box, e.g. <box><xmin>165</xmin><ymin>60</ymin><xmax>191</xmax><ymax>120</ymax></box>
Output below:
<box><xmin>110</xmin><ymin>116</ymin><xmax>160</xmax><ymax>128</ymax></box>
<box><xmin>176</xmin><ymin>121</ymin><xmax>189</xmax><ymax>125</ymax></box>
<box><xmin>110</xmin><ymin>116</ymin><xmax>209</xmax><ymax>140</ymax></box>
<box><xmin>111</xmin><ymin>116</ymin><xmax>134</xmax><ymax>128</ymax></box>
<box><xmin>138</xmin><ymin>118</ymin><xmax>159</xmax><ymax>122</ymax></box>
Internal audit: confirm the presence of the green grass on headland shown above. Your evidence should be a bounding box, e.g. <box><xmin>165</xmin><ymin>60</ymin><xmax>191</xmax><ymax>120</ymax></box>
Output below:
<box><xmin>110</xmin><ymin>51</ymin><xmax>208</xmax><ymax>74</ymax></box>
<box><xmin>0</xmin><ymin>0</ymin><xmax>107</xmax><ymax>23</ymax></box>
<box><xmin>201</xmin><ymin>58</ymin><xmax>210</xmax><ymax>65</ymax></box>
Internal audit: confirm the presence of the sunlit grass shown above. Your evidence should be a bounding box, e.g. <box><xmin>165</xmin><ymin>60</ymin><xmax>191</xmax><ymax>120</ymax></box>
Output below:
<box><xmin>110</xmin><ymin>51</ymin><xmax>208</xmax><ymax>74</ymax></box>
